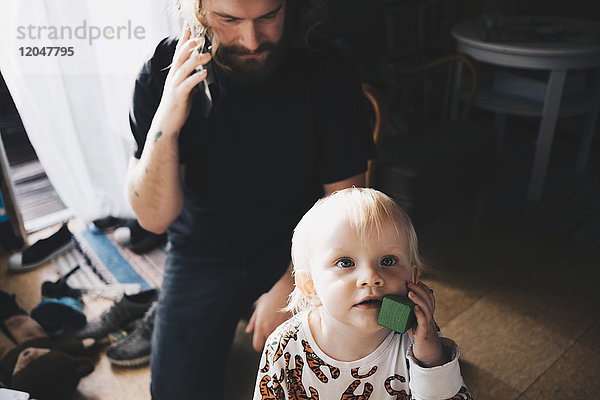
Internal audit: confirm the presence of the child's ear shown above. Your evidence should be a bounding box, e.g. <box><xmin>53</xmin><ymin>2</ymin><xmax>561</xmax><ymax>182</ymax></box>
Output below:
<box><xmin>295</xmin><ymin>272</ymin><xmax>315</xmax><ymax>296</ymax></box>
<box><xmin>411</xmin><ymin>265</ymin><xmax>419</xmax><ymax>283</ymax></box>
<box><xmin>295</xmin><ymin>271</ymin><xmax>322</xmax><ymax>307</ymax></box>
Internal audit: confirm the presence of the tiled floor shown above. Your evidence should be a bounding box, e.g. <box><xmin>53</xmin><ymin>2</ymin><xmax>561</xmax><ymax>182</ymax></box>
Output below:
<box><xmin>418</xmin><ymin>209</ymin><xmax>600</xmax><ymax>399</ymax></box>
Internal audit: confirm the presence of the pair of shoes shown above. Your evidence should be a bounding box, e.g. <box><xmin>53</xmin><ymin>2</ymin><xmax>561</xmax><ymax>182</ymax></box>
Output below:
<box><xmin>106</xmin><ymin>300</ymin><xmax>157</xmax><ymax>367</ymax></box>
<box><xmin>7</xmin><ymin>222</ymin><xmax>74</xmax><ymax>273</ymax></box>
<box><xmin>113</xmin><ymin>219</ymin><xmax>166</xmax><ymax>254</ymax></box>
<box><xmin>74</xmin><ymin>289</ymin><xmax>158</xmax><ymax>344</ymax></box>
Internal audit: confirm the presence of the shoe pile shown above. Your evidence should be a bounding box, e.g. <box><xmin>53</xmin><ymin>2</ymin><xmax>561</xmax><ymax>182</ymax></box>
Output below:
<box><xmin>0</xmin><ymin>290</ymin><xmax>95</xmax><ymax>399</ymax></box>
<box><xmin>30</xmin><ymin>265</ymin><xmax>87</xmax><ymax>335</ymax></box>
<box><xmin>7</xmin><ymin>222</ymin><xmax>74</xmax><ymax>273</ymax></box>
<box><xmin>75</xmin><ymin>288</ymin><xmax>158</xmax><ymax>367</ymax></box>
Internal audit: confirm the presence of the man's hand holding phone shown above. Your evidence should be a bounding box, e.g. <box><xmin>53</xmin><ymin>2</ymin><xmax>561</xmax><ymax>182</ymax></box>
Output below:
<box><xmin>153</xmin><ymin>24</ymin><xmax>212</xmax><ymax>137</ymax></box>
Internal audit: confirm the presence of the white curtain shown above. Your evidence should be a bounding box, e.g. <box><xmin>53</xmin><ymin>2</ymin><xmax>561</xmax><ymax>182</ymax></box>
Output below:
<box><xmin>0</xmin><ymin>0</ymin><xmax>180</xmax><ymax>223</ymax></box>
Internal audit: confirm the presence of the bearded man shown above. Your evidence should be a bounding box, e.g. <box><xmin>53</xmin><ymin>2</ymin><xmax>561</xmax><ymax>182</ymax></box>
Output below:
<box><xmin>126</xmin><ymin>0</ymin><xmax>374</xmax><ymax>398</ymax></box>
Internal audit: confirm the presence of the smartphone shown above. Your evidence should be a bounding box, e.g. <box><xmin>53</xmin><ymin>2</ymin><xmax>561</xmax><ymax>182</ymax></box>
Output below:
<box><xmin>194</xmin><ymin>29</ymin><xmax>212</xmax><ymax>73</ymax></box>
<box><xmin>190</xmin><ymin>27</ymin><xmax>217</xmax><ymax>111</ymax></box>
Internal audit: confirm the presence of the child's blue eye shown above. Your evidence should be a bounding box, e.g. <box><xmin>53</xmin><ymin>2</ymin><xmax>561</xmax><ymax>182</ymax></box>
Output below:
<box><xmin>336</xmin><ymin>259</ymin><xmax>354</xmax><ymax>268</ymax></box>
<box><xmin>380</xmin><ymin>256</ymin><xmax>397</xmax><ymax>267</ymax></box>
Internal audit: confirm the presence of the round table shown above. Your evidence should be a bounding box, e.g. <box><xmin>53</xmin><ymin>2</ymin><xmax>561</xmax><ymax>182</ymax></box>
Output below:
<box><xmin>452</xmin><ymin>16</ymin><xmax>600</xmax><ymax>203</ymax></box>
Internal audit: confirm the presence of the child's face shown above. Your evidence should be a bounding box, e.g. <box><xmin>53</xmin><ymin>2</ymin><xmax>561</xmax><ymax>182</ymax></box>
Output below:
<box><xmin>308</xmin><ymin>211</ymin><xmax>417</xmax><ymax>333</ymax></box>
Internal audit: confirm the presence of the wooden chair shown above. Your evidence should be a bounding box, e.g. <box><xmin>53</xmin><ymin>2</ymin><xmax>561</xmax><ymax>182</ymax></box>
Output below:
<box><xmin>362</xmin><ymin>54</ymin><xmax>497</xmax><ymax>226</ymax></box>
<box><xmin>361</xmin><ymin>83</ymin><xmax>388</xmax><ymax>188</ymax></box>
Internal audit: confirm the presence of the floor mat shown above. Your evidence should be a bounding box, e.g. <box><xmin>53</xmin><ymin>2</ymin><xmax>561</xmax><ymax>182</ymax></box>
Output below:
<box><xmin>52</xmin><ymin>226</ymin><xmax>165</xmax><ymax>296</ymax></box>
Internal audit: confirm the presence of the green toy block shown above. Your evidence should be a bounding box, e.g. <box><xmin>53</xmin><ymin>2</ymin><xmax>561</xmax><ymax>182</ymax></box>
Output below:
<box><xmin>377</xmin><ymin>295</ymin><xmax>415</xmax><ymax>333</ymax></box>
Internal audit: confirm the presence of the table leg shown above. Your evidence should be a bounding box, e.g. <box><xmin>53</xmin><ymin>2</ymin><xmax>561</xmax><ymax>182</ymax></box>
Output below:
<box><xmin>449</xmin><ymin>60</ymin><xmax>464</xmax><ymax>122</ymax></box>
<box><xmin>576</xmin><ymin>69</ymin><xmax>600</xmax><ymax>174</ymax></box>
<box><xmin>527</xmin><ymin>69</ymin><xmax>566</xmax><ymax>203</ymax></box>
<box><xmin>493</xmin><ymin>113</ymin><xmax>507</xmax><ymax>154</ymax></box>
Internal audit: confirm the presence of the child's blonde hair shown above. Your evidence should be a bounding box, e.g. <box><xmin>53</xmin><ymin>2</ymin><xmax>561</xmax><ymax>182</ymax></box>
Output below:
<box><xmin>287</xmin><ymin>187</ymin><xmax>425</xmax><ymax>314</ymax></box>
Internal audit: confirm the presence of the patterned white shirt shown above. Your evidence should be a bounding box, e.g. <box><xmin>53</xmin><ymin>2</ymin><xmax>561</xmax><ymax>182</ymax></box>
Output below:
<box><xmin>253</xmin><ymin>311</ymin><xmax>472</xmax><ymax>400</ymax></box>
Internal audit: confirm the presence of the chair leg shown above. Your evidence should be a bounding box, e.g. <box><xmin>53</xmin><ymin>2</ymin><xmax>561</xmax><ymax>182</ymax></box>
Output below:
<box><xmin>576</xmin><ymin>108</ymin><xmax>598</xmax><ymax>174</ymax></box>
<box><xmin>577</xmin><ymin>69</ymin><xmax>600</xmax><ymax>174</ymax></box>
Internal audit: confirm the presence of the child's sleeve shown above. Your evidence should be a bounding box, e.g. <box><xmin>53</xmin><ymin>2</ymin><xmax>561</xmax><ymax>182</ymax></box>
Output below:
<box><xmin>406</xmin><ymin>337</ymin><xmax>473</xmax><ymax>400</ymax></box>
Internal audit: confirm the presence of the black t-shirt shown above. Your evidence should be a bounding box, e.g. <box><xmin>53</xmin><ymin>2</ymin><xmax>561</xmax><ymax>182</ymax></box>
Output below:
<box><xmin>129</xmin><ymin>35</ymin><xmax>374</xmax><ymax>256</ymax></box>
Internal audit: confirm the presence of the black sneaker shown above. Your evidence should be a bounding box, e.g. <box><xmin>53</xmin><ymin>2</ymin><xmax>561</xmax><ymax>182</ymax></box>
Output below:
<box><xmin>7</xmin><ymin>223</ymin><xmax>74</xmax><ymax>273</ymax></box>
<box><xmin>92</xmin><ymin>216</ymin><xmax>126</xmax><ymax>230</ymax></box>
<box><xmin>74</xmin><ymin>289</ymin><xmax>158</xmax><ymax>344</ymax></box>
<box><xmin>113</xmin><ymin>219</ymin><xmax>166</xmax><ymax>254</ymax></box>
<box><xmin>106</xmin><ymin>300</ymin><xmax>157</xmax><ymax>367</ymax></box>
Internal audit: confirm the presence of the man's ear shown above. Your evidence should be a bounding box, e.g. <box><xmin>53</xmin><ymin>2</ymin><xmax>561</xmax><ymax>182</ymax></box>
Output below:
<box><xmin>411</xmin><ymin>265</ymin><xmax>420</xmax><ymax>283</ymax></box>
<box><xmin>295</xmin><ymin>271</ymin><xmax>316</xmax><ymax>296</ymax></box>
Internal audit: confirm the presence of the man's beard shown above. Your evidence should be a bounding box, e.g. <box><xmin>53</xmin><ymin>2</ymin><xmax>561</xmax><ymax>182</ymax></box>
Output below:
<box><xmin>214</xmin><ymin>40</ymin><xmax>285</xmax><ymax>86</ymax></box>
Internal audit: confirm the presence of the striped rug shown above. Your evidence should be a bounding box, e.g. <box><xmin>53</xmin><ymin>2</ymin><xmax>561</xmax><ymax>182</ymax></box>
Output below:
<box><xmin>52</xmin><ymin>226</ymin><xmax>166</xmax><ymax>297</ymax></box>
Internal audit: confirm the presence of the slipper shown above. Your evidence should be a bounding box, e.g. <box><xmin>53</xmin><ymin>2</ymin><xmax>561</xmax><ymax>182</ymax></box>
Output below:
<box><xmin>7</xmin><ymin>223</ymin><xmax>74</xmax><ymax>273</ymax></box>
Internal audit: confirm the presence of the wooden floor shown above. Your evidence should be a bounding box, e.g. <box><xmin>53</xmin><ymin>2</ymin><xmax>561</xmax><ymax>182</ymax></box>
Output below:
<box><xmin>2</xmin><ymin>206</ymin><xmax>600</xmax><ymax>399</ymax></box>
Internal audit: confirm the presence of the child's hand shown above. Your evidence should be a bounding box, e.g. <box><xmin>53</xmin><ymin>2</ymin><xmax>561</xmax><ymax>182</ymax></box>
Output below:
<box><xmin>407</xmin><ymin>281</ymin><xmax>447</xmax><ymax>367</ymax></box>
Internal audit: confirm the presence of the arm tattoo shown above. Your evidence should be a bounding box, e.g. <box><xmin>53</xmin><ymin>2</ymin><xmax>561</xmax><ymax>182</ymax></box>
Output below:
<box><xmin>129</xmin><ymin>182</ymin><xmax>140</xmax><ymax>197</ymax></box>
<box><xmin>153</xmin><ymin>131</ymin><xmax>163</xmax><ymax>143</ymax></box>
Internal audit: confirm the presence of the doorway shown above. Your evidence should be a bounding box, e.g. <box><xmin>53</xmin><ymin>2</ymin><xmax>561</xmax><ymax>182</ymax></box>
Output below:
<box><xmin>0</xmin><ymin>71</ymin><xmax>72</xmax><ymax>234</ymax></box>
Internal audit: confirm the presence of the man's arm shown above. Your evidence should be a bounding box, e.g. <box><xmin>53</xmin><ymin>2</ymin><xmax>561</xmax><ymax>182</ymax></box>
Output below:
<box><xmin>127</xmin><ymin>25</ymin><xmax>210</xmax><ymax>233</ymax></box>
<box><xmin>246</xmin><ymin>172</ymin><xmax>366</xmax><ymax>351</ymax></box>
<box><xmin>127</xmin><ymin>147</ymin><xmax>185</xmax><ymax>234</ymax></box>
